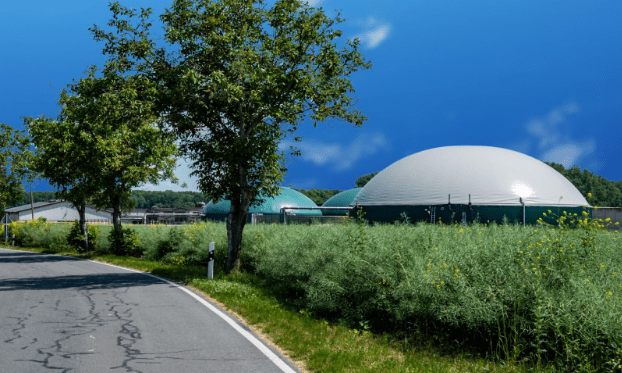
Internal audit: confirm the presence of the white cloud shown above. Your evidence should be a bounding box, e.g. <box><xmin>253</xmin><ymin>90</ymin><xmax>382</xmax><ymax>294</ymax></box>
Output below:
<box><xmin>135</xmin><ymin>157</ymin><xmax>200</xmax><ymax>192</ymax></box>
<box><xmin>281</xmin><ymin>132</ymin><xmax>389</xmax><ymax>172</ymax></box>
<box><xmin>512</xmin><ymin>103</ymin><xmax>600</xmax><ymax>171</ymax></box>
<box><xmin>541</xmin><ymin>141</ymin><xmax>596</xmax><ymax>169</ymax></box>
<box><xmin>354</xmin><ymin>16</ymin><xmax>392</xmax><ymax>49</ymax></box>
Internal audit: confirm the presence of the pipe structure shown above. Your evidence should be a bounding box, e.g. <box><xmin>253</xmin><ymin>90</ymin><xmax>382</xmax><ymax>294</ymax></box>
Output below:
<box><xmin>280</xmin><ymin>206</ymin><xmax>356</xmax><ymax>225</ymax></box>
<box><xmin>520</xmin><ymin>198</ymin><xmax>525</xmax><ymax>226</ymax></box>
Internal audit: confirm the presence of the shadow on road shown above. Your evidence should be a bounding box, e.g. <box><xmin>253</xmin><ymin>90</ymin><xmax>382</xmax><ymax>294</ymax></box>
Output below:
<box><xmin>0</xmin><ymin>251</ymin><xmax>84</xmax><ymax>263</ymax></box>
<box><xmin>0</xmin><ymin>272</ymin><xmax>168</xmax><ymax>292</ymax></box>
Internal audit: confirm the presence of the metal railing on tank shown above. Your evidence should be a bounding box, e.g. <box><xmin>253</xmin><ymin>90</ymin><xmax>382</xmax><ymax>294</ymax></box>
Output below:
<box><xmin>279</xmin><ymin>206</ymin><xmax>356</xmax><ymax>225</ymax></box>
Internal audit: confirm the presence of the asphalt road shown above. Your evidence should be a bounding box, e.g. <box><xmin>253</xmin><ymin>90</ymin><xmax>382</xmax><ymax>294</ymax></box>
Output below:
<box><xmin>0</xmin><ymin>248</ymin><xmax>300</xmax><ymax>373</ymax></box>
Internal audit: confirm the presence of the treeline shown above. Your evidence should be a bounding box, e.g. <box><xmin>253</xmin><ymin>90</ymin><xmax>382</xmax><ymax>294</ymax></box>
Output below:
<box><xmin>129</xmin><ymin>190</ymin><xmax>207</xmax><ymax>209</ymax></box>
<box><xmin>8</xmin><ymin>190</ymin><xmax>207</xmax><ymax>209</ymax></box>
<box><xmin>295</xmin><ymin>189</ymin><xmax>343</xmax><ymax>206</ymax></box>
<box><xmin>545</xmin><ymin>162</ymin><xmax>622</xmax><ymax>207</ymax></box>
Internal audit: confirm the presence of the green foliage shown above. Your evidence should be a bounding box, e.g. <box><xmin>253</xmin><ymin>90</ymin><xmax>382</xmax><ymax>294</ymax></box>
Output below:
<box><xmin>8</xmin><ymin>191</ymin><xmax>57</xmax><ymax>208</ymax></box>
<box><xmin>92</xmin><ymin>0</ymin><xmax>370</xmax><ymax>273</ymax></box>
<box><xmin>546</xmin><ymin>162</ymin><xmax>622</xmax><ymax>207</ymax></box>
<box><xmin>130</xmin><ymin>190</ymin><xmax>207</xmax><ymax>208</ymax></box>
<box><xmin>294</xmin><ymin>188</ymin><xmax>342</xmax><ymax>206</ymax></box>
<box><xmin>0</xmin><ymin>124</ymin><xmax>33</xmax><ymax>215</ymax></box>
<box><xmin>241</xmin><ymin>217</ymin><xmax>622</xmax><ymax>371</ymax></box>
<box><xmin>8</xmin><ymin>219</ymin><xmax>68</xmax><ymax>250</ymax></box>
<box><xmin>66</xmin><ymin>221</ymin><xmax>100</xmax><ymax>253</ymax></box>
<box><xmin>355</xmin><ymin>171</ymin><xmax>379</xmax><ymax>188</ymax></box>
<box><xmin>141</xmin><ymin>222</ymin><xmax>228</xmax><ymax>266</ymax></box>
<box><xmin>108</xmin><ymin>226</ymin><xmax>143</xmax><ymax>257</ymax></box>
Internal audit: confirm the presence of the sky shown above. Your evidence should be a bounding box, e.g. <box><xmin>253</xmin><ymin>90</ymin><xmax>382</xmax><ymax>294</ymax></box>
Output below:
<box><xmin>2</xmin><ymin>0</ymin><xmax>621</xmax><ymax>193</ymax></box>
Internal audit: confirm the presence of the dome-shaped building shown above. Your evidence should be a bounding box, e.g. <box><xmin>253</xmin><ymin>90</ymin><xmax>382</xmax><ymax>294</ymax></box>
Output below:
<box><xmin>322</xmin><ymin>188</ymin><xmax>362</xmax><ymax>216</ymax></box>
<box><xmin>202</xmin><ymin>187</ymin><xmax>322</xmax><ymax>223</ymax></box>
<box><xmin>350</xmin><ymin>146</ymin><xmax>590</xmax><ymax>225</ymax></box>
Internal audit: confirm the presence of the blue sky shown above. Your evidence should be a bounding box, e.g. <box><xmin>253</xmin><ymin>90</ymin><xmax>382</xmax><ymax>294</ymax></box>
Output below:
<box><xmin>2</xmin><ymin>0</ymin><xmax>621</xmax><ymax>193</ymax></box>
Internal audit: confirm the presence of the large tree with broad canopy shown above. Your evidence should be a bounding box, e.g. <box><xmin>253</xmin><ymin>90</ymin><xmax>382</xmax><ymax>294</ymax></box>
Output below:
<box><xmin>93</xmin><ymin>0</ymin><xmax>371</xmax><ymax>272</ymax></box>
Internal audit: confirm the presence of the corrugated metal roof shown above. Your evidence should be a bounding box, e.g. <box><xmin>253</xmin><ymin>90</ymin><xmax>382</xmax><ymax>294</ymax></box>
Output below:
<box><xmin>5</xmin><ymin>200</ymin><xmax>66</xmax><ymax>213</ymax></box>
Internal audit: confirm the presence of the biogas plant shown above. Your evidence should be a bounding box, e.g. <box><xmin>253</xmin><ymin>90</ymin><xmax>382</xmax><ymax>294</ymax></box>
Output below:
<box><xmin>203</xmin><ymin>146</ymin><xmax>590</xmax><ymax>225</ymax></box>
<box><xmin>351</xmin><ymin>146</ymin><xmax>589</xmax><ymax>225</ymax></box>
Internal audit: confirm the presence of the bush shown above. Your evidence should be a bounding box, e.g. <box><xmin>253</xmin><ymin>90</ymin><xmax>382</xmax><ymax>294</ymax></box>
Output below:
<box><xmin>66</xmin><ymin>221</ymin><xmax>100</xmax><ymax>253</ymax></box>
<box><xmin>247</xmin><ymin>215</ymin><xmax>622</xmax><ymax>371</ymax></box>
<box><xmin>108</xmin><ymin>227</ymin><xmax>143</xmax><ymax>257</ymax></box>
<box><xmin>141</xmin><ymin>222</ymin><xmax>227</xmax><ymax>267</ymax></box>
<box><xmin>8</xmin><ymin>219</ymin><xmax>68</xmax><ymax>249</ymax></box>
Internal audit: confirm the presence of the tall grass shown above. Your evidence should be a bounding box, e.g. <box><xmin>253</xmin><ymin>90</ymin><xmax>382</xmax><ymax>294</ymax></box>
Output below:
<box><xmin>7</xmin><ymin>214</ymin><xmax>622</xmax><ymax>371</ymax></box>
<box><xmin>242</xmin><ymin>215</ymin><xmax>622</xmax><ymax>371</ymax></box>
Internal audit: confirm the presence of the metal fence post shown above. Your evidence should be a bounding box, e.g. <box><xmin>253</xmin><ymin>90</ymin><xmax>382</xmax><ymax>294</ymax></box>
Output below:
<box><xmin>3</xmin><ymin>214</ymin><xmax>8</xmax><ymax>244</ymax></box>
<box><xmin>207</xmin><ymin>242</ymin><xmax>215</xmax><ymax>280</ymax></box>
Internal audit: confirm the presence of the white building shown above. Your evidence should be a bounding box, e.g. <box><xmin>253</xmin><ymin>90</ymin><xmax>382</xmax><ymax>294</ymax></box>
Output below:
<box><xmin>5</xmin><ymin>200</ymin><xmax>112</xmax><ymax>223</ymax></box>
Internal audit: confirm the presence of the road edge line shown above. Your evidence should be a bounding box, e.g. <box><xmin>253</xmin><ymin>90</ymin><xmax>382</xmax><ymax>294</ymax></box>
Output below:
<box><xmin>86</xmin><ymin>259</ymin><xmax>298</xmax><ymax>373</ymax></box>
<box><xmin>0</xmin><ymin>248</ymin><xmax>297</xmax><ymax>373</ymax></box>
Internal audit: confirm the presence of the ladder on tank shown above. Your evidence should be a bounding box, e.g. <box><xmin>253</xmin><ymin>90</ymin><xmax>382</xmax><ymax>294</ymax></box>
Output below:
<box><xmin>430</xmin><ymin>207</ymin><xmax>436</xmax><ymax>224</ymax></box>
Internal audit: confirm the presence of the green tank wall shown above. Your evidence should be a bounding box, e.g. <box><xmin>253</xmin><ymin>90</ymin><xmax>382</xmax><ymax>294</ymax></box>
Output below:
<box><xmin>351</xmin><ymin>204</ymin><xmax>591</xmax><ymax>226</ymax></box>
<box><xmin>321</xmin><ymin>188</ymin><xmax>362</xmax><ymax>216</ymax></box>
<box><xmin>203</xmin><ymin>188</ymin><xmax>321</xmax><ymax>223</ymax></box>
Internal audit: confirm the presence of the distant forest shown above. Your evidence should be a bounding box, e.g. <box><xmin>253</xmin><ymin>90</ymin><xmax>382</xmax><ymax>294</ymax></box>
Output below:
<box><xmin>9</xmin><ymin>164</ymin><xmax>622</xmax><ymax>209</ymax></box>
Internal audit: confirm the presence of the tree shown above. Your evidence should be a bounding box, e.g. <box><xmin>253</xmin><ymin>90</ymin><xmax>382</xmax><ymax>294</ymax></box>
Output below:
<box><xmin>546</xmin><ymin>162</ymin><xmax>622</xmax><ymax>207</ymax></box>
<box><xmin>27</xmin><ymin>56</ymin><xmax>178</xmax><ymax>252</ymax></box>
<box><xmin>0</xmin><ymin>124</ymin><xmax>32</xmax><ymax>216</ymax></box>
<box><xmin>295</xmin><ymin>188</ymin><xmax>342</xmax><ymax>205</ymax></box>
<box><xmin>355</xmin><ymin>171</ymin><xmax>378</xmax><ymax>187</ymax></box>
<box><xmin>93</xmin><ymin>0</ymin><xmax>371</xmax><ymax>272</ymax></box>
<box><xmin>26</xmin><ymin>108</ymin><xmax>100</xmax><ymax>251</ymax></box>
<box><xmin>68</xmin><ymin>66</ymin><xmax>178</xmax><ymax>251</ymax></box>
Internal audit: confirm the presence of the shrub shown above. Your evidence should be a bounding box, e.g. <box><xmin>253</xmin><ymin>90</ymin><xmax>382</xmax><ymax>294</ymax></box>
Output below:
<box><xmin>248</xmin><ymin>215</ymin><xmax>622</xmax><ymax>371</ymax></box>
<box><xmin>8</xmin><ymin>219</ymin><xmax>68</xmax><ymax>249</ymax></box>
<box><xmin>108</xmin><ymin>227</ymin><xmax>143</xmax><ymax>257</ymax></box>
<box><xmin>66</xmin><ymin>222</ymin><xmax>100</xmax><ymax>253</ymax></box>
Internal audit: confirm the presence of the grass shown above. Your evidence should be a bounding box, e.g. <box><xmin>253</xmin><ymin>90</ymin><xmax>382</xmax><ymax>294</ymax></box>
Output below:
<box><xmin>2</xmin><ymin>242</ymin><xmax>535</xmax><ymax>373</ymax></box>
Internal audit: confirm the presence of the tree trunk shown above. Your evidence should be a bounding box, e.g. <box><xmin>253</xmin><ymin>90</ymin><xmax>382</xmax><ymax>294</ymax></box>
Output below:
<box><xmin>111</xmin><ymin>196</ymin><xmax>123</xmax><ymax>254</ymax></box>
<box><xmin>226</xmin><ymin>160</ymin><xmax>252</xmax><ymax>273</ymax></box>
<box><xmin>112</xmin><ymin>197</ymin><xmax>122</xmax><ymax>231</ymax></box>
<box><xmin>226</xmin><ymin>197</ymin><xmax>250</xmax><ymax>274</ymax></box>
<box><xmin>78</xmin><ymin>203</ymin><xmax>88</xmax><ymax>251</ymax></box>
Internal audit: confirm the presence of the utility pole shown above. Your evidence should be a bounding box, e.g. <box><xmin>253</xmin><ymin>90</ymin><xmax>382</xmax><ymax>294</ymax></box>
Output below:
<box><xmin>30</xmin><ymin>184</ymin><xmax>35</xmax><ymax>221</ymax></box>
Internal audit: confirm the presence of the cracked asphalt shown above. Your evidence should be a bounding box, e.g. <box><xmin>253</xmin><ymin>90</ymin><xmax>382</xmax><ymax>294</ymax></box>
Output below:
<box><xmin>0</xmin><ymin>248</ymin><xmax>300</xmax><ymax>373</ymax></box>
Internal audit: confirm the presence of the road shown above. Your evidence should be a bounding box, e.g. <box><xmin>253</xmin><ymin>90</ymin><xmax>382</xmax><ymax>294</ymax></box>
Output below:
<box><xmin>0</xmin><ymin>248</ymin><xmax>300</xmax><ymax>373</ymax></box>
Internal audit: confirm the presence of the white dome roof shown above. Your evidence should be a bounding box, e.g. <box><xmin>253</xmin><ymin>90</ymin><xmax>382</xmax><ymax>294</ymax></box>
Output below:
<box><xmin>352</xmin><ymin>146</ymin><xmax>589</xmax><ymax>207</ymax></box>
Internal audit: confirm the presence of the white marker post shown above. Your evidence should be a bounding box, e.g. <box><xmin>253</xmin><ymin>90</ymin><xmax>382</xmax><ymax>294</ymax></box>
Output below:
<box><xmin>207</xmin><ymin>242</ymin><xmax>215</xmax><ymax>279</ymax></box>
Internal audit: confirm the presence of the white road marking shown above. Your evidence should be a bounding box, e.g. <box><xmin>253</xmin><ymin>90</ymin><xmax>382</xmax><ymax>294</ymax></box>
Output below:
<box><xmin>87</xmin><ymin>260</ymin><xmax>298</xmax><ymax>373</ymax></box>
<box><xmin>2</xmin><ymin>247</ymin><xmax>297</xmax><ymax>372</ymax></box>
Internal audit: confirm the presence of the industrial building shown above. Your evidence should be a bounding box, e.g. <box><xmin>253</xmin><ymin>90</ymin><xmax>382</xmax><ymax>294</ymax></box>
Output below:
<box><xmin>4</xmin><ymin>200</ymin><xmax>112</xmax><ymax>223</ymax></box>
<box><xmin>202</xmin><ymin>187</ymin><xmax>322</xmax><ymax>223</ymax></box>
<box><xmin>350</xmin><ymin>146</ymin><xmax>590</xmax><ymax>225</ymax></box>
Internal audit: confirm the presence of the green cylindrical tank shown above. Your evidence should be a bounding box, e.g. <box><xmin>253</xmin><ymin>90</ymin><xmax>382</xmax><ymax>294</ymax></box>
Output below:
<box><xmin>202</xmin><ymin>187</ymin><xmax>321</xmax><ymax>222</ymax></box>
<box><xmin>322</xmin><ymin>188</ymin><xmax>362</xmax><ymax>216</ymax></box>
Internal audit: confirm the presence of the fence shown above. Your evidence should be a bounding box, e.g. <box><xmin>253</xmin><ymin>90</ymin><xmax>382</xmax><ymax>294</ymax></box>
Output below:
<box><xmin>280</xmin><ymin>206</ymin><xmax>355</xmax><ymax>225</ymax></box>
<box><xmin>593</xmin><ymin>207</ymin><xmax>622</xmax><ymax>231</ymax></box>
